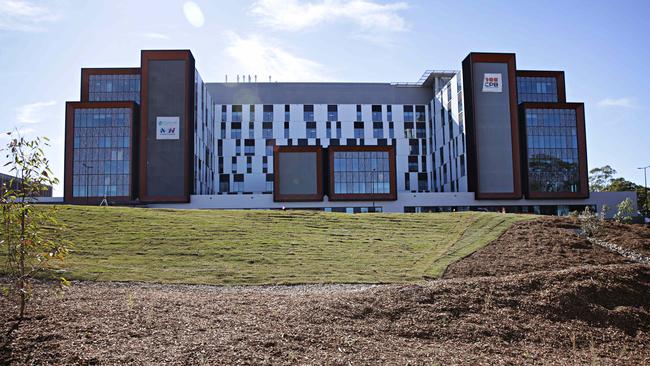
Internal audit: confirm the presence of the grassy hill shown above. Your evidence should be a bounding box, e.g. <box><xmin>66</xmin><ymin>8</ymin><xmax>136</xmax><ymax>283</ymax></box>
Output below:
<box><xmin>3</xmin><ymin>206</ymin><xmax>533</xmax><ymax>285</ymax></box>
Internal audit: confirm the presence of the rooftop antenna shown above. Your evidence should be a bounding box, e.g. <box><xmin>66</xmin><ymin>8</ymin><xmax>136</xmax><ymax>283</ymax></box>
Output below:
<box><xmin>269</xmin><ymin>75</ymin><xmax>271</xmax><ymax>82</ymax></box>
<box><xmin>254</xmin><ymin>75</ymin><xmax>257</xmax><ymax>82</ymax></box>
<box><xmin>248</xmin><ymin>74</ymin><xmax>251</xmax><ymax>83</ymax></box>
<box><xmin>237</xmin><ymin>75</ymin><xmax>240</xmax><ymax>83</ymax></box>
<box><xmin>225</xmin><ymin>74</ymin><xmax>228</xmax><ymax>83</ymax></box>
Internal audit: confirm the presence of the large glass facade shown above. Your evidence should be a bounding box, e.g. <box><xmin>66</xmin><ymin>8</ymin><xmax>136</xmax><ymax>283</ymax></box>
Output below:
<box><xmin>332</xmin><ymin>151</ymin><xmax>390</xmax><ymax>195</ymax></box>
<box><xmin>72</xmin><ymin>108</ymin><xmax>131</xmax><ymax>197</ymax></box>
<box><xmin>88</xmin><ymin>74</ymin><xmax>140</xmax><ymax>103</ymax></box>
<box><xmin>525</xmin><ymin>108</ymin><xmax>579</xmax><ymax>193</ymax></box>
<box><xmin>517</xmin><ymin>77</ymin><xmax>558</xmax><ymax>103</ymax></box>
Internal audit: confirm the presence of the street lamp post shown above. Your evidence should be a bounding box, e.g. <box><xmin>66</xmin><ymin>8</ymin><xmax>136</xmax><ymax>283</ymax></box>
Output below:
<box><xmin>637</xmin><ymin>165</ymin><xmax>649</xmax><ymax>216</ymax></box>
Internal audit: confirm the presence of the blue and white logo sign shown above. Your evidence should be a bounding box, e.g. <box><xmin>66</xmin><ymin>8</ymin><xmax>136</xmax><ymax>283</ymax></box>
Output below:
<box><xmin>156</xmin><ymin>116</ymin><xmax>180</xmax><ymax>140</ymax></box>
<box><xmin>482</xmin><ymin>73</ymin><xmax>503</xmax><ymax>93</ymax></box>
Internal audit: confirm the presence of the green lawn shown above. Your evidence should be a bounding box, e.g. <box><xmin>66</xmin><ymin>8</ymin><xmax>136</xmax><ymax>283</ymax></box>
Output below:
<box><xmin>3</xmin><ymin>206</ymin><xmax>533</xmax><ymax>285</ymax></box>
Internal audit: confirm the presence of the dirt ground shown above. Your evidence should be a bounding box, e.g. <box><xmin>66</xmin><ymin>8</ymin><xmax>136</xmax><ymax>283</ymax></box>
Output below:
<box><xmin>2</xmin><ymin>217</ymin><xmax>649</xmax><ymax>365</ymax></box>
<box><xmin>442</xmin><ymin>216</ymin><xmax>640</xmax><ymax>278</ymax></box>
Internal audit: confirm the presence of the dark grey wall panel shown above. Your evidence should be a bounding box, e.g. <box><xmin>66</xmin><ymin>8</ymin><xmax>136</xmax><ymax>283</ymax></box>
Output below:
<box><xmin>145</xmin><ymin>59</ymin><xmax>186</xmax><ymax>197</ymax></box>
<box><xmin>206</xmin><ymin>82</ymin><xmax>435</xmax><ymax>105</ymax></box>
<box><xmin>472</xmin><ymin>62</ymin><xmax>514</xmax><ymax>193</ymax></box>
<box><xmin>278</xmin><ymin>152</ymin><xmax>317</xmax><ymax>195</ymax></box>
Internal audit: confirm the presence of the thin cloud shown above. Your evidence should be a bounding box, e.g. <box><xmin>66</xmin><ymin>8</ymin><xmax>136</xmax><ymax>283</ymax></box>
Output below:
<box><xmin>183</xmin><ymin>1</ymin><xmax>204</xmax><ymax>28</ymax></box>
<box><xmin>0</xmin><ymin>0</ymin><xmax>61</xmax><ymax>31</ymax></box>
<box><xmin>16</xmin><ymin>100</ymin><xmax>56</xmax><ymax>124</ymax></box>
<box><xmin>597</xmin><ymin>97</ymin><xmax>637</xmax><ymax>109</ymax></box>
<box><xmin>225</xmin><ymin>32</ymin><xmax>330</xmax><ymax>82</ymax></box>
<box><xmin>251</xmin><ymin>0</ymin><xmax>409</xmax><ymax>32</ymax></box>
<box><xmin>139</xmin><ymin>32</ymin><xmax>170</xmax><ymax>40</ymax></box>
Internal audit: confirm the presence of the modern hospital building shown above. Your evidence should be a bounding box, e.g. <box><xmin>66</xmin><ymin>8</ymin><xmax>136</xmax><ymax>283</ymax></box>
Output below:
<box><xmin>63</xmin><ymin>50</ymin><xmax>633</xmax><ymax>214</ymax></box>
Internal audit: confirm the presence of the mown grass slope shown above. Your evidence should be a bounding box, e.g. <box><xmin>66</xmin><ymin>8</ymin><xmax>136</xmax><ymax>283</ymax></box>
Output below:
<box><xmin>3</xmin><ymin>206</ymin><xmax>533</xmax><ymax>285</ymax></box>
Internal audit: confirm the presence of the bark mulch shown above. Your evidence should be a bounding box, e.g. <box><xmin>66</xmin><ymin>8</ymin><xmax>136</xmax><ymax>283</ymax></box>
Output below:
<box><xmin>442</xmin><ymin>216</ymin><xmax>642</xmax><ymax>279</ymax></box>
<box><xmin>594</xmin><ymin>220</ymin><xmax>650</xmax><ymax>257</ymax></box>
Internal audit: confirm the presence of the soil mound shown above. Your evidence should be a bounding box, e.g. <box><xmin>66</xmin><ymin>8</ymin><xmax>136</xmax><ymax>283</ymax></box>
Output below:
<box><xmin>443</xmin><ymin>216</ymin><xmax>638</xmax><ymax>278</ymax></box>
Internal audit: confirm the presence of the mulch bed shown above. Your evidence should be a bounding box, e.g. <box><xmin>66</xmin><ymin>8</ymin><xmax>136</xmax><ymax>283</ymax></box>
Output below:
<box><xmin>443</xmin><ymin>216</ymin><xmax>644</xmax><ymax>279</ymax></box>
<box><xmin>594</xmin><ymin>220</ymin><xmax>650</xmax><ymax>257</ymax></box>
<box><xmin>2</xmin><ymin>216</ymin><xmax>649</xmax><ymax>365</ymax></box>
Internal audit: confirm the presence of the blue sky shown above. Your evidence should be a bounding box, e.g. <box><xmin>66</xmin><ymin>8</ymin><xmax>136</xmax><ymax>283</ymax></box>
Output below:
<box><xmin>1</xmin><ymin>0</ymin><xmax>649</xmax><ymax>195</ymax></box>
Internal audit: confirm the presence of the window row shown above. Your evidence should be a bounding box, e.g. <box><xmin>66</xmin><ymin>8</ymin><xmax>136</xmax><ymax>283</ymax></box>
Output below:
<box><xmin>526</xmin><ymin>135</ymin><xmax>578</xmax><ymax>149</ymax></box>
<box><xmin>517</xmin><ymin>77</ymin><xmax>558</xmax><ymax>103</ymax></box>
<box><xmin>88</xmin><ymin>74</ymin><xmax>141</xmax><ymax>103</ymax></box>
<box><xmin>72</xmin><ymin>160</ymin><xmax>130</xmax><ymax>175</ymax></box>
<box><xmin>73</xmin><ymin>173</ymin><xmax>129</xmax><ymax>186</ymax></box>
<box><xmin>73</xmin><ymin>148</ymin><xmax>130</xmax><ymax>162</ymax></box>
<box><xmin>74</xmin><ymin>136</ymin><xmax>131</xmax><ymax>149</ymax></box>
<box><xmin>219</xmin><ymin>104</ymin><xmax>426</xmax><ymax>122</ymax></box>
<box><xmin>72</xmin><ymin>184</ymin><xmax>130</xmax><ymax>197</ymax></box>
<box><xmin>525</xmin><ymin>109</ymin><xmax>576</xmax><ymax>127</ymax></box>
<box><xmin>74</xmin><ymin>109</ymin><xmax>132</xmax><ymax>128</ymax></box>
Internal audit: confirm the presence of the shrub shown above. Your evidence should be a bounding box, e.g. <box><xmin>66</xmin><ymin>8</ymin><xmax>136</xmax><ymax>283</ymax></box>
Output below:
<box><xmin>614</xmin><ymin>198</ymin><xmax>635</xmax><ymax>224</ymax></box>
<box><xmin>578</xmin><ymin>206</ymin><xmax>600</xmax><ymax>237</ymax></box>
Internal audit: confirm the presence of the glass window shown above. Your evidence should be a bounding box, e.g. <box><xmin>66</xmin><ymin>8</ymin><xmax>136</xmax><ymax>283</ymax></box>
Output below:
<box><xmin>327</xmin><ymin>105</ymin><xmax>338</xmax><ymax>121</ymax></box>
<box><xmin>306</xmin><ymin>122</ymin><xmax>317</xmax><ymax>138</ymax></box>
<box><xmin>303</xmin><ymin>105</ymin><xmax>314</xmax><ymax>122</ymax></box>
<box><xmin>72</xmin><ymin>108</ymin><xmax>132</xmax><ymax>198</ymax></box>
<box><xmin>418</xmin><ymin>172</ymin><xmax>428</xmax><ymax>191</ymax></box>
<box><xmin>233</xmin><ymin>174</ymin><xmax>244</xmax><ymax>192</ymax></box>
<box><xmin>403</xmin><ymin>105</ymin><xmax>414</xmax><ymax>122</ymax></box>
<box><xmin>265</xmin><ymin>139</ymin><xmax>275</xmax><ymax>156</ymax></box>
<box><xmin>232</xmin><ymin>105</ymin><xmax>242</xmax><ymax>122</ymax></box>
<box><xmin>372</xmin><ymin>105</ymin><xmax>382</xmax><ymax>122</ymax></box>
<box><xmin>517</xmin><ymin>76</ymin><xmax>559</xmax><ymax>103</ymax></box>
<box><xmin>88</xmin><ymin>74</ymin><xmax>140</xmax><ymax>103</ymax></box>
<box><xmin>408</xmin><ymin>156</ymin><xmax>418</xmax><ymax>172</ymax></box>
<box><xmin>354</xmin><ymin>122</ymin><xmax>364</xmax><ymax>139</ymax></box>
<box><xmin>219</xmin><ymin>174</ymin><xmax>229</xmax><ymax>193</ymax></box>
<box><xmin>525</xmin><ymin>108</ymin><xmax>579</xmax><ymax>193</ymax></box>
<box><xmin>231</xmin><ymin>122</ymin><xmax>241</xmax><ymax>139</ymax></box>
<box><xmin>244</xmin><ymin>139</ymin><xmax>255</xmax><ymax>156</ymax></box>
<box><xmin>332</xmin><ymin>150</ymin><xmax>391</xmax><ymax>195</ymax></box>
<box><xmin>263</xmin><ymin>105</ymin><xmax>273</xmax><ymax>122</ymax></box>
<box><xmin>415</xmin><ymin>105</ymin><xmax>425</xmax><ymax>122</ymax></box>
<box><xmin>356</xmin><ymin>105</ymin><xmax>362</xmax><ymax>121</ymax></box>
<box><xmin>373</xmin><ymin>122</ymin><xmax>384</xmax><ymax>138</ymax></box>
<box><xmin>263</xmin><ymin>122</ymin><xmax>273</xmax><ymax>138</ymax></box>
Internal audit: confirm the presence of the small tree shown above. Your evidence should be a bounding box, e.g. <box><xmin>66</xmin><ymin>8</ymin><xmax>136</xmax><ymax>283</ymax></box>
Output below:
<box><xmin>1</xmin><ymin>132</ymin><xmax>68</xmax><ymax>319</ymax></box>
<box><xmin>613</xmin><ymin>198</ymin><xmax>635</xmax><ymax>224</ymax></box>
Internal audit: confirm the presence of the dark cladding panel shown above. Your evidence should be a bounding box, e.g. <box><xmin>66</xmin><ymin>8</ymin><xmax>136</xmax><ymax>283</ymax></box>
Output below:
<box><xmin>472</xmin><ymin>62</ymin><xmax>514</xmax><ymax>193</ymax></box>
<box><xmin>278</xmin><ymin>152</ymin><xmax>318</xmax><ymax>195</ymax></box>
<box><xmin>273</xmin><ymin>146</ymin><xmax>323</xmax><ymax>201</ymax></box>
<box><xmin>140</xmin><ymin>50</ymin><xmax>195</xmax><ymax>203</ymax></box>
<box><xmin>145</xmin><ymin>60</ymin><xmax>186</xmax><ymax>197</ymax></box>
<box><xmin>462</xmin><ymin>53</ymin><xmax>522</xmax><ymax>200</ymax></box>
